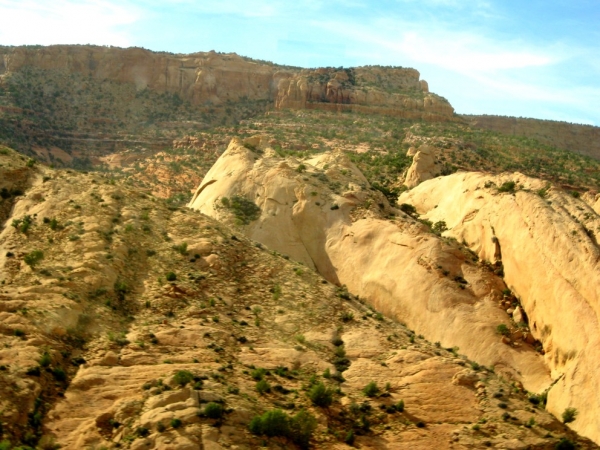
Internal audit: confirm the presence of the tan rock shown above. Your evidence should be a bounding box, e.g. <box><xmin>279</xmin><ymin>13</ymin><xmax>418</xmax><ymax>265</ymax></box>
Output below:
<box><xmin>404</xmin><ymin>144</ymin><xmax>440</xmax><ymax>188</ymax></box>
<box><xmin>400</xmin><ymin>171</ymin><xmax>600</xmax><ymax>442</ymax></box>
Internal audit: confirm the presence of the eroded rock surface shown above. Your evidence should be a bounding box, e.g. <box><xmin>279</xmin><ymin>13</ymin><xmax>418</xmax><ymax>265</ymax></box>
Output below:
<box><xmin>400</xmin><ymin>172</ymin><xmax>600</xmax><ymax>443</ymax></box>
<box><xmin>189</xmin><ymin>139</ymin><xmax>552</xmax><ymax>394</ymax></box>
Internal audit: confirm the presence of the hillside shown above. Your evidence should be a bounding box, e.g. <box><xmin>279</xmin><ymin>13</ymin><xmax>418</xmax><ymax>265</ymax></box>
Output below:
<box><xmin>2</xmin><ymin>145</ymin><xmax>596</xmax><ymax>449</ymax></box>
<box><xmin>1</xmin><ymin>45</ymin><xmax>600</xmax><ymax>449</ymax></box>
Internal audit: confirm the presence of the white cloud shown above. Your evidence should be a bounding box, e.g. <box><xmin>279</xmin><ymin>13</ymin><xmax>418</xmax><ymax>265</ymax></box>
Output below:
<box><xmin>0</xmin><ymin>0</ymin><xmax>140</xmax><ymax>47</ymax></box>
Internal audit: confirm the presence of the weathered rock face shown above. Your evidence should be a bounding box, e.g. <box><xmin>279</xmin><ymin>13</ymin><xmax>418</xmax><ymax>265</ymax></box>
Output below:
<box><xmin>399</xmin><ymin>172</ymin><xmax>600</xmax><ymax>443</ymax></box>
<box><xmin>0</xmin><ymin>45</ymin><xmax>455</xmax><ymax>121</ymax></box>
<box><xmin>0</xmin><ymin>45</ymin><xmax>278</xmax><ymax>106</ymax></box>
<box><xmin>189</xmin><ymin>138</ymin><xmax>552</xmax><ymax>395</ymax></box>
<box><xmin>403</xmin><ymin>144</ymin><xmax>441</xmax><ymax>188</ymax></box>
<box><xmin>275</xmin><ymin>67</ymin><xmax>455</xmax><ymax>121</ymax></box>
<box><xmin>462</xmin><ymin>114</ymin><xmax>600</xmax><ymax>161</ymax></box>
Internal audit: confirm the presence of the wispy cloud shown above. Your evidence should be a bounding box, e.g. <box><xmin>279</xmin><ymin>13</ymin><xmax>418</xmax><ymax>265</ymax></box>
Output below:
<box><xmin>0</xmin><ymin>0</ymin><xmax>139</xmax><ymax>46</ymax></box>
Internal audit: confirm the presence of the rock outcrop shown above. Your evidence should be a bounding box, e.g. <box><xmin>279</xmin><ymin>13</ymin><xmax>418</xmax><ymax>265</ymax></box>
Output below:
<box><xmin>189</xmin><ymin>138</ymin><xmax>552</xmax><ymax>394</ymax></box>
<box><xmin>403</xmin><ymin>144</ymin><xmax>441</xmax><ymax>188</ymax></box>
<box><xmin>275</xmin><ymin>67</ymin><xmax>455</xmax><ymax>121</ymax></box>
<box><xmin>399</xmin><ymin>172</ymin><xmax>600</xmax><ymax>443</ymax></box>
<box><xmin>462</xmin><ymin>114</ymin><xmax>600</xmax><ymax>161</ymax></box>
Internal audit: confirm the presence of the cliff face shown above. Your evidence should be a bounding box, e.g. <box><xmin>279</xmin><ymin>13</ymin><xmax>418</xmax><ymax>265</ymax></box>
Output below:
<box><xmin>0</xmin><ymin>45</ymin><xmax>455</xmax><ymax>121</ymax></box>
<box><xmin>0</xmin><ymin>45</ymin><xmax>279</xmax><ymax>106</ymax></box>
<box><xmin>275</xmin><ymin>66</ymin><xmax>455</xmax><ymax>121</ymax></box>
<box><xmin>462</xmin><ymin>115</ymin><xmax>600</xmax><ymax>161</ymax></box>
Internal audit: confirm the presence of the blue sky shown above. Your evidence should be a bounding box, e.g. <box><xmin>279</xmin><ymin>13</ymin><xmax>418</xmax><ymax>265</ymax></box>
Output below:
<box><xmin>1</xmin><ymin>0</ymin><xmax>599</xmax><ymax>125</ymax></box>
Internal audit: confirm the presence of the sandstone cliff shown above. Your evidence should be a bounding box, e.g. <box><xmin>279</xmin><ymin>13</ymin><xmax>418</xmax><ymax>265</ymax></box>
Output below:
<box><xmin>189</xmin><ymin>138</ymin><xmax>553</xmax><ymax>394</ymax></box>
<box><xmin>0</xmin><ymin>45</ymin><xmax>455</xmax><ymax>123</ymax></box>
<box><xmin>275</xmin><ymin>67</ymin><xmax>455</xmax><ymax>121</ymax></box>
<box><xmin>399</xmin><ymin>172</ymin><xmax>600</xmax><ymax>443</ymax></box>
<box><xmin>463</xmin><ymin>114</ymin><xmax>600</xmax><ymax>161</ymax></box>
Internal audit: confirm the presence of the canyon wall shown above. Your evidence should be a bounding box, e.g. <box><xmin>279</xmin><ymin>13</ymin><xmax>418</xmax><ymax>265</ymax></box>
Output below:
<box><xmin>0</xmin><ymin>45</ymin><xmax>455</xmax><ymax>121</ymax></box>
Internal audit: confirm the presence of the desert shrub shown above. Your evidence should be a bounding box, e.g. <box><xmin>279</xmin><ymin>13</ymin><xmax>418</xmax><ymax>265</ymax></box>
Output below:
<box><xmin>170</xmin><ymin>418</ymin><xmax>182</xmax><ymax>428</ymax></box>
<box><xmin>256</xmin><ymin>379</ymin><xmax>271</xmax><ymax>395</ymax></box>
<box><xmin>498</xmin><ymin>181</ymin><xmax>516</xmax><ymax>193</ymax></box>
<box><xmin>251</xmin><ymin>368</ymin><xmax>267</xmax><ymax>380</ymax></box>
<box><xmin>173</xmin><ymin>370</ymin><xmax>194</xmax><ymax>386</ymax></box>
<box><xmin>172</xmin><ymin>242</ymin><xmax>188</xmax><ymax>255</ymax></box>
<box><xmin>432</xmin><ymin>220</ymin><xmax>448</xmax><ymax>235</ymax></box>
<box><xmin>331</xmin><ymin>336</ymin><xmax>344</xmax><ymax>346</ymax></box>
<box><xmin>341</xmin><ymin>311</ymin><xmax>354</xmax><ymax>322</ymax></box>
<box><xmin>496</xmin><ymin>324</ymin><xmax>510</xmax><ymax>336</ymax></box>
<box><xmin>345</xmin><ymin>430</ymin><xmax>355</xmax><ymax>445</ymax></box>
<box><xmin>395</xmin><ymin>399</ymin><xmax>405</xmax><ymax>412</ymax></box>
<box><xmin>24</xmin><ymin>250</ymin><xmax>43</xmax><ymax>266</ymax></box>
<box><xmin>562</xmin><ymin>407</ymin><xmax>577</xmax><ymax>424</ymax></box>
<box><xmin>249</xmin><ymin>409</ymin><xmax>316</xmax><ymax>450</ymax></box>
<box><xmin>308</xmin><ymin>382</ymin><xmax>333</xmax><ymax>407</ymax></box>
<box><xmin>204</xmin><ymin>402</ymin><xmax>224</xmax><ymax>419</ymax></box>
<box><xmin>296</xmin><ymin>164</ymin><xmax>306</xmax><ymax>173</ymax></box>
<box><xmin>165</xmin><ymin>272</ymin><xmax>177</xmax><ymax>281</ymax></box>
<box><xmin>555</xmin><ymin>438</ymin><xmax>575</xmax><ymax>450</ymax></box>
<box><xmin>399</xmin><ymin>203</ymin><xmax>417</xmax><ymax>216</ymax></box>
<box><xmin>14</xmin><ymin>215</ymin><xmax>34</xmax><ymax>233</ymax></box>
<box><xmin>39</xmin><ymin>352</ymin><xmax>51</xmax><ymax>367</ymax></box>
<box><xmin>52</xmin><ymin>367</ymin><xmax>67</xmax><ymax>381</ymax></box>
<box><xmin>223</xmin><ymin>195</ymin><xmax>261</xmax><ymax>225</ymax></box>
<box><xmin>363</xmin><ymin>381</ymin><xmax>380</xmax><ymax>397</ymax></box>
<box><xmin>250</xmin><ymin>409</ymin><xmax>289</xmax><ymax>437</ymax></box>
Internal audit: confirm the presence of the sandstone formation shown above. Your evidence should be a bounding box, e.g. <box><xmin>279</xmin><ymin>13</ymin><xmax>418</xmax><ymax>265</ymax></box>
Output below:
<box><xmin>399</xmin><ymin>172</ymin><xmax>600</xmax><ymax>443</ymax></box>
<box><xmin>2</xmin><ymin>146</ymin><xmax>594</xmax><ymax>449</ymax></box>
<box><xmin>403</xmin><ymin>144</ymin><xmax>441</xmax><ymax>188</ymax></box>
<box><xmin>463</xmin><ymin>114</ymin><xmax>600</xmax><ymax>161</ymax></box>
<box><xmin>189</xmin><ymin>138</ymin><xmax>553</xmax><ymax>395</ymax></box>
<box><xmin>0</xmin><ymin>45</ymin><xmax>455</xmax><ymax>122</ymax></box>
<box><xmin>275</xmin><ymin>67</ymin><xmax>455</xmax><ymax>121</ymax></box>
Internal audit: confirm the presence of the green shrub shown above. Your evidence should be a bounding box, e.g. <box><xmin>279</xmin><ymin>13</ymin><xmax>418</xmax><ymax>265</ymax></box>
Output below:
<box><xmin>399</xmin><ymin>203</ymin><xmax>417</xmax><ymax>217</ymax></box>
<box><xmin>555</xmin><ymin>438</ymin><xmax>576</xmax><ymax>450</ymax></box>
<box><xmin>432</xmin><ymin>220</ymin><xmax>448</xmax><ymax>235</ymax></box>
<box><xmin>496</xmin><ymin>324</ymin><xmax>510</xmax><ymax>336</ymax></box>
<box><xmin>363</xmin><ymin>381</ymin><xmax>380</xmax><ymax>397</ymax></box>
<box><xmin>395</xmin><ymin>399</ymin><xmax>405</xmax><ymax>412</ymax></box>
<box><xmin>170</xmin><ymin>418</ymin><xmax>182</xmax><ymax>428</ymax></box>
<box><xmin>24</xmin><ymin>250</ymin><xmax>44</xmax><ymax>266</ymax></box>
<box><xmin>0</xmin><ymin>440</ymin><xmax>11</xmax><ymax>450</ymax></box>
<box><xmin>250</xmin><ymin>409</ymin><xmax>289</xmax><ymax>437</ymax></box>
<box><xmin>256</xmin><ymin>379</ymin><xmax>271</xmax><ymax>395</ymax></box>
<box><xmin>498</xmin><ymin>181</ymin><xmax>516</xmax><ymax>193</ymax></box>
<box><xmin>345</xmin><ymin>430</ymin><xmax>355</xmax><ymax>445</ymax></box>
<box><xmin>39</xmin><ymin>352</ymin><xmax>51</xmax><ymax>367</ymax></box>
<box><xmin>166</xmin><ymin>272</ymin><xmax>177</xmax><ymax>282</ymax></box>
<box><xmin>562</xmin><ymin>407</ymin><xmax>577</xmax><ymax>424</ymax></box>
<box><xmin>251</xmin><ymin>368</ymin><xmax>267</xmax><ymax>380</ymax></box>
<box><xmin>172</xmin><ymin>242</ymin><xmax>188</xmax><ymax>255</ymax></box>
<box><xmin>204</xmin><ymin>402</ymin><xmax>224</xmax><ymax>419</ymax></box>
<box><xmin>52</xmin><ymin>367</ymin><xmax>67</xmax><ymax>381</ymax></box>
<box><xmin>308</xmin><ymin>382</ymin><xmax>333</xmax><ymax>407</ymax></box>
<box><xmin>173</xmin><ymin>370</ymin><xmax>194</xmax><ymax>386</ymax></box>
<box><xmin>249</xmin><ymin>409</ymin><xmax>316</xmax><ymax>450</ymax></box>
<box><xmin>223</xmin><ymin>195</ymin><xmax>261</xmax><ymax>225</ymax></box>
